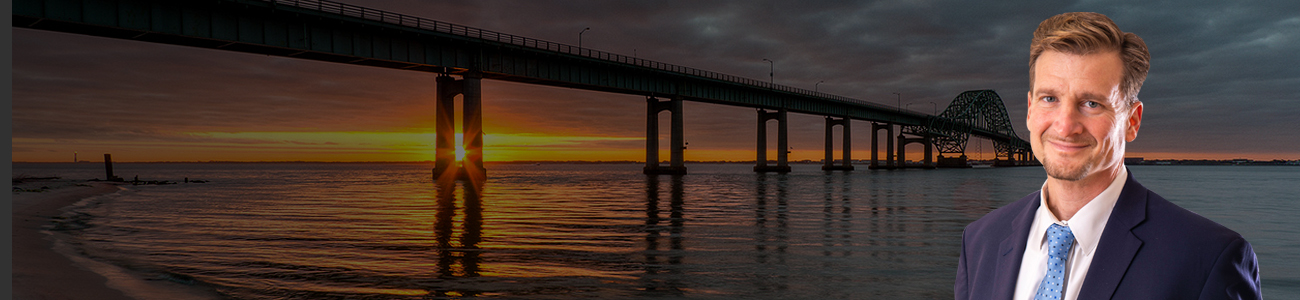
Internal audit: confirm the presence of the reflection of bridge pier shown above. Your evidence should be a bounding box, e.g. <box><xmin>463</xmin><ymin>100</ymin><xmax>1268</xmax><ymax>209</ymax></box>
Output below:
<box><xmin>869</xmin><ymin>123</ymin><xmax>896</xmax><ymax>169</ymax></box>
<box><xmin>821</xmin><ymin>172</ymin><xmax>853</xmax><ymax>259</ymax></box>
<box><xmin>432</xmin><ymin>178</ymin><xmax>484</xmax><ymax>281</ymax></box>
<box><xmin>645</xmin><ymin>96</ymin><xmax>687</xmax><ymax>175</ymax></box>
<box><xmin>433</xmin><ymin>74</ymin><xmax>487</xmax><ymax>181</ymax></box>
<box><xmin>640</xmin><ymin>175</ymin><xmax>685</xmax><ymax>295</ymax></box>
<box><xmin>754</xmin><ymin>173</ymin><xmax>790</xmax><ymax>265</ymax></box>
<box><xmin>822</xmin><ymin>117</ymin><xmax>853</xmax><ymax>171</ymax></box>
<box><xmin>754</xmin><ymin>109</ymin><xmax>791</xmax><ymax>173</ymax></box>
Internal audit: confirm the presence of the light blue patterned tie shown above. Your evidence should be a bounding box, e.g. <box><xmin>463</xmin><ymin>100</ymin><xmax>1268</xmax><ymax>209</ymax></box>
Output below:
<box><xmin>1033</xmin><ymin>224</ymin><xmax>1075</xmax><ymax>300</ymax></box>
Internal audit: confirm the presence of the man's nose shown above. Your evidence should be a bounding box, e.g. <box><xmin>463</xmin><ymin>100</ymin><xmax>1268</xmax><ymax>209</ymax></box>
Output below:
<box><xmin>1051</xmin><ymin>104</ymin><xmax>1084</xmax><ymax>137</ymax></box>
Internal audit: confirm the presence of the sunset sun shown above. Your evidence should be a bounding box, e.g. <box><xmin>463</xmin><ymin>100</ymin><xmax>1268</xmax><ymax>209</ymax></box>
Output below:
<box><xmin>455</xmin><ymin>133</ymin><xmax>466</xmax><ymax>161</ymax></box>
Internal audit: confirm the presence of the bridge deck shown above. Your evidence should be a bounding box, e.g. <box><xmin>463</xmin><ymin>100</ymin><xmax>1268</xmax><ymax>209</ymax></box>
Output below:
<box><xmin>14</xmin><ymin>0</ymin><xmax>1029</xmax><ymax>155</ymax></box>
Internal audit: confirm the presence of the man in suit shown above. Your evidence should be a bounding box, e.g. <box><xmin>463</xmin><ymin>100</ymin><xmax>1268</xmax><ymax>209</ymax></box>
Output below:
<box><xmin>954</xmin><ymin>12</ymin><xmax>1261</xmax><ymax>300</ymax></box>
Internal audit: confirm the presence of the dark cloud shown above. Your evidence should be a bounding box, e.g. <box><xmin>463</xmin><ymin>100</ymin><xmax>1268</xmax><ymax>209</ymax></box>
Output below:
<box><xmin>12</xmin><ymin>0</ymin><xmax>1300</xmax><ymax>160</ymax></box>
<box><xmin>13</xmin><ymin>30</ymin><xmax>446</xmax><ymax>138</ymax></box>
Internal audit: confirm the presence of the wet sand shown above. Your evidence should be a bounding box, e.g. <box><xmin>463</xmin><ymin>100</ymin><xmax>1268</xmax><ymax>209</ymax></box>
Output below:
<box><xmin>12</xmin><ymin>180</ymin><xmax>221</xmax><ymax>300</ymax></box>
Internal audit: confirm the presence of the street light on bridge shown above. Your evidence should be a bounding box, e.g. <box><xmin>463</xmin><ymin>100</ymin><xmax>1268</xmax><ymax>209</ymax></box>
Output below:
<box><xmin>762</xmin><ymin>58</ymin><xmax>774</xmax><ymax>86</ymax></box>
<box><xmin>815</xmin><ymin>80</ymin><xmax>825</xmax><ymax>93</ymax></box>
<box><xmin>906</xmin><ymin>101</ymin><xmax>938</xmax><ymax>115</ymax></box>
<box><xmin>579</xmin><ymin>27</ymin><xmax>590</xmax><ymax>49</ymax></box>
<box><xmin>892</xmin><ymin>92</ymin><xmax>901</xmax><ymax>113</ymax></box>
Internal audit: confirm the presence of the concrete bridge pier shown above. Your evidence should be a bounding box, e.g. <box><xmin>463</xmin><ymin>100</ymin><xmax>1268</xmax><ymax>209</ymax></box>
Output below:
<box><xmin>434</xmin><ymin>75</ymin><xmax>458</xmax><ymax>178</ymax></box>
<box><xmin>461</xmin><ymin>73</ymin><xmax>486</xmax><ymax>179</ymax></box>
<box><xmin>645</xmin><ymin>96</ymin><xmax>687</xmax><ymax>175</ymax></box>
<box><xmin>822</xmin><ymin>117</ymin><xmax>853</xmax><ymax>171</ymax></box>
<box><xmin>754</xmin><ymin>109</ymin><xmax>791</xmax><ymax>173</ymax></box>
<box><xmin>896</xmin><ymin>134</ymin><xmax>934</xmax><ymax>169</ymax></box>
<box><xmin>433</xmin><ymin>73</ymin><xmax>487</xmax><ymax>181</ymax></box>
<box><xmin>869</xmin><ymin>123</ymin><xmax>895</xmax><ymax>169</ymax></box>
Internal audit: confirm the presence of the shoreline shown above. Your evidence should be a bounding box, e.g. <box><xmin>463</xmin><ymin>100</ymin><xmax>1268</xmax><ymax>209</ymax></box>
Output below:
<box><xmin>11</xmin><ymin>180</ymin><xmax>222</xmax><ymax>300</ymax></box>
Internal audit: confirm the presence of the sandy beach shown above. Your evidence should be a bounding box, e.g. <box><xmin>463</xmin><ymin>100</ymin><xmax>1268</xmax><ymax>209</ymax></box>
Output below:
<box><xmin>12</xmin><ymin>179</ymin><xmax>221</xmax><ymax>300</ymax></box>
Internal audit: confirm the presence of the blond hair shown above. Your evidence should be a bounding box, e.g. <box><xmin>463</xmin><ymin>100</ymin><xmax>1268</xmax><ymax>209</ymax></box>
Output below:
<box><xmin>1029</xmin><ymin>12</ymin><xmax>1150</xmax><ymax>107</ymax></box>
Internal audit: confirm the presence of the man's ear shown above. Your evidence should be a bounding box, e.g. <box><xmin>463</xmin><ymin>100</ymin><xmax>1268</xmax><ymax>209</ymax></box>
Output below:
<box><xmin>1126</xmin><ymin>101</ymin><xmax>1143</xmax><ymax>142</ymax></box>
<box><xmin>1026</xmin><ymin>91</ymin><xmax>1034</xmax><ymax>123</ymax></box>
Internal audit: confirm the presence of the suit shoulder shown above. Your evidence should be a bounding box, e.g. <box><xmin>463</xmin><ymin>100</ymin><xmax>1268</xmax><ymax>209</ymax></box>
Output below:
<box><xmin>1140</xmin><ymin>190</ymin><xmax>1247</xmax><ymax>244</ymax></box>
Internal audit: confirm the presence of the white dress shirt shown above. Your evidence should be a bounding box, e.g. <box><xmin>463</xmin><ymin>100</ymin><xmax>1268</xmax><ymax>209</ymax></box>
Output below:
<box><xmin>1012</xmin><ymin>167</ymin><xmax>1127</xmax><ymax>300</ymax></box>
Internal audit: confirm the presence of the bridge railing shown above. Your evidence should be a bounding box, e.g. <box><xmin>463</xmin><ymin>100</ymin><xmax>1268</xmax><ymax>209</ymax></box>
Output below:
<box><xmin>268</xmin><ymin>0</ymin><xmax>892</xmax><ymax>111</ymax></box>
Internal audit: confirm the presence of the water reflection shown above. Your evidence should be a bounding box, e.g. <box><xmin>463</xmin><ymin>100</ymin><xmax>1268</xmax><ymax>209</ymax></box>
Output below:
<box><xmin>750</xmin><ymin>172</ymin><xmax>792</xmax><ymax>293</ymax></box>
<box><xmin>754</xmin><ymin>173</ymin><xmax>790</xmax><ymax>266</ymax></box>
<box><xmin>863</xmin><ymin>173</ymin><xmax>906</xmax><ymax>262</ymax></box>
<box><xmin>641</xmin><ymin>175</ymin><xmax>686</xmax><ymax>295</ymax></box>
<box><xmin>952</xmin><ymin>178</ymin><xmax>1000</xmax><ymax>219</ymax></box>
<box><xmin>431</xmin><ymin>178</ymin><xmax>483</xmax><ymax>296</ymax></box>
<box><xmin>822</xmin><ymin>171</ymin><xmax>854</xmax><ymax>260</ymax></box>
<box><xmin>38</xmin><ymin>163</ymin><xmax>1294</xmax><ymax>299</ymax></box>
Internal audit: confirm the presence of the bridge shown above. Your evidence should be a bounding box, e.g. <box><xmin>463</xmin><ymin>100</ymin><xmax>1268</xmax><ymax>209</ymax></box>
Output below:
<box><xmin>13</xmin><ymin>0</ymin><xmax>1035</xmax><ymax>178</ymax></box>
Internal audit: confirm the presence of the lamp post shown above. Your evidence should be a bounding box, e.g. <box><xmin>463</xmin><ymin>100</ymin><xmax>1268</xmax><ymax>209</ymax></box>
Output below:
<box><xmin>906</xmin><ymin>101</ymin><xmax>939</xmax><ymax>115</ymax></box>
<box><xmin>579</xmin><ymin>27</ymin><xmax>590</xmax><ymax>49</ymax></box>
<box><xmin>762</xmin><ymin>58</ymin><xmax>774</xmax><ymax>86</ymax></box>
<box><xmin>927</xmin><ymin>101</ymin><xmax>937</xmax><ymax>115</ymax></box>
<box><xmin>892</xmin><ymin>92</ymin><xmax>901</xmax><ymax>112</ymax></box>
<box><xmin>815</xmin><ymin>80</ymin><xmax>825</xmax><ymax>93</ymax></box>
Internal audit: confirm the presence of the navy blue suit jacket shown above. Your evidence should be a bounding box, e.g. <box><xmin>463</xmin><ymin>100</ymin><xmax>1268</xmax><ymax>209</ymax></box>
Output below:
<box><xmin>955</xmin><ymin>171</ymin><xmax>1261</xmax><ymax>299</ymax></box>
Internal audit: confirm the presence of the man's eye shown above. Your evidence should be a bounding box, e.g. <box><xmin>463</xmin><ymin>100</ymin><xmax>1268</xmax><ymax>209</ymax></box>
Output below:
<box><xmin>1042</xmin><ymin>96</ymin><xmax>1057</xmax><ymax>103</ymax></box>
<box><xmin>1084</xmin><ymin>101</ymin><xmax>1101</xmax><ymax>108</ymax></box>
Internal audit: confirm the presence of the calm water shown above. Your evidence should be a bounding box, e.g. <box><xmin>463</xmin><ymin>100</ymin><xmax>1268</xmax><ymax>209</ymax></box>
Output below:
<box><xmin>12</xmin><ymin>163</ymin><xmax>1299</xmax><ymax>299</ymax></box>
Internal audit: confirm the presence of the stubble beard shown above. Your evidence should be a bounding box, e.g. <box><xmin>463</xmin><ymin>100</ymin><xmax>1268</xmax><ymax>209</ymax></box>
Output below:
<box><xmin>1036</xmin><ymin>134</ymin><xmax>1098</xmax><ymax>182</ymax></box>
<box><xmin>1042</xmin><ymin>155</ymin><xmax>1092</xmax><ymax>181</ymax></box>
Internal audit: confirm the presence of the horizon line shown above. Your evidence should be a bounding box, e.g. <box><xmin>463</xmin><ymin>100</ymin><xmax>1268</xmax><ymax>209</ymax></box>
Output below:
<box><xmin>13</xmin><ymin>157</ymin><xmax>1300</xmax><ymax>164</ymax></box>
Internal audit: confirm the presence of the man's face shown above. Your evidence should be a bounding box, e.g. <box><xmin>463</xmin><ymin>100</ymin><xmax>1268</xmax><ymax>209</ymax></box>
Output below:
<box><xmin>1027</xmin><ymin>50</ymin><xmax>1142</xmax><ymax>181</ymax></box>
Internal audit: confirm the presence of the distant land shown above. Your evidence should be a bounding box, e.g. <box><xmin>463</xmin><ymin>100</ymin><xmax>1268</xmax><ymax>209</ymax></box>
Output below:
<box><xmin>1123</xmin><ymin>158</ymin><xmax>1300</xmax><ymax>166</ymax></box>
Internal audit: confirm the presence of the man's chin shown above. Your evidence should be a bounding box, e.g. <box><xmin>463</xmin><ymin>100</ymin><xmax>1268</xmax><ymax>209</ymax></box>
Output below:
<box><xmin>1042</xmin><ymin>160</ymin><xmax>1090</xmax><ymax>181</ymax></box>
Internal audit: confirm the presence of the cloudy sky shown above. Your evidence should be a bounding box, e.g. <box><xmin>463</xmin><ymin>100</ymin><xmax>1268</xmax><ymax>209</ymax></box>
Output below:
<box><xmin>12</xmin><ymin>0</ymin><xmax>1300</xmax><ymax>162</ymax></box>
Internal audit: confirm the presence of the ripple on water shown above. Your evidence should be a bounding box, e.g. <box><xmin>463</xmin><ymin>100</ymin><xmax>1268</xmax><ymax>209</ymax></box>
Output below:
<box><xmin>12</xmin><ymin>162</ymin><xmax>1297</xmax><ymax>299</ymax></box>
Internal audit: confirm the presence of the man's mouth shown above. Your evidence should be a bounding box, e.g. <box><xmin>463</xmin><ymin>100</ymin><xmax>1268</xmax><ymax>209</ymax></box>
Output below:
<box><xmin>1045</xmin><ymin>138</ymin><xmax>1091</xmax><ymax>154</ymax></box>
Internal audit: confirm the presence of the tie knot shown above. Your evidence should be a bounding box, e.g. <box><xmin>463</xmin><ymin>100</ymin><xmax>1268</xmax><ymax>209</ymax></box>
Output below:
<box><xmin>1047</xmin><ymin>223</ymin><xmax>1075</xmax><ymax>250</ymax></box>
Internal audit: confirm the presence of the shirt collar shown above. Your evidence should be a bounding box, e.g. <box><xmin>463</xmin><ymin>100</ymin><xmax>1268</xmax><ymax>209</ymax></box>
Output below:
<box><xmin>1031</xmin><ymin>167</ymin><xmax>1128</xmax><ymax>255</ymax></box>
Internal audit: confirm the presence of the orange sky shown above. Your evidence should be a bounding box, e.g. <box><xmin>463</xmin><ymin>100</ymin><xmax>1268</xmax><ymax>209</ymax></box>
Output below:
<box><xmin>14</xmin><ymin>129</ymin><xmax>1292</xmax><ymax>163</ymax></box>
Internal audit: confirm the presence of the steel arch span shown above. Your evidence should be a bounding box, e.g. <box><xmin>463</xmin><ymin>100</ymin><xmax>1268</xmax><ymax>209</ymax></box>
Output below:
<box><xmin>902</xmin><ymin>90</ymin><xmax>1033</xmax><ymax>164</ymax></box>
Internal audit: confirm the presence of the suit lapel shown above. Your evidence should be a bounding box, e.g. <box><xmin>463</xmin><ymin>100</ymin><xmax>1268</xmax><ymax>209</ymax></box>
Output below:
<box><xmin>1078</xmin><ymin>171</ymin><xmax>1148</xmax><ymax>299</ymax></box>
<box><xmin>993</xmin><ymin>191</ymin><xmax>1040</xmax><ymax>300</ymax></box>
